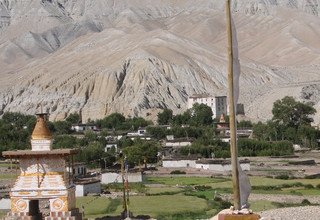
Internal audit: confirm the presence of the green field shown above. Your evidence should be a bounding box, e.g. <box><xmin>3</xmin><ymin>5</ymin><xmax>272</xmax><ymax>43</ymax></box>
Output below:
<box><xmin>146</xmin><ymin>186</ymin><xmax>184</xmax><ymax>194</ymax></box>
<box><xmin>2</xmin><ymin>174</ymin><xmax>319</xmax><ymax>219</ymax></box>
<box><xmin>0</xmin><ymin>173</ymin><xmax>18</xmax><ymax>180</ymax></box>
<box><xmin>0</xmin><ymin>210</ymin><xmax>7</xmax><ymax>219</ymax></box>
<box><xmin>146</xmin><ymin>176</ymin><xmax>229</xmax><ymax>186</ymax></box>
<box><xmin>76</xmin><ymin>195</ymin><xmax>208</xmax><ymax>219</ymax></box>
<box><xmin>129</xmin><ymin>195</ymin><xmax>207</xmax><ymax>217</ymax></box>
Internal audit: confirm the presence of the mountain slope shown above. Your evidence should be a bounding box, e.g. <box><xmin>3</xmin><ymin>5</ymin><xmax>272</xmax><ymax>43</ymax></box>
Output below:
<box><xmin>0</xmin><ymin>0</ymin><xmax>320</xmax><ymax>122</ymax></box>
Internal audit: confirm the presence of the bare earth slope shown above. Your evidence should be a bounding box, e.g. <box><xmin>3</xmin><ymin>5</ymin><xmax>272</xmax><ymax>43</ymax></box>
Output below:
<box><xmin>0</xmin><ymin>0</ymin><xmax>320</xmax><ymax>121</ymax></box>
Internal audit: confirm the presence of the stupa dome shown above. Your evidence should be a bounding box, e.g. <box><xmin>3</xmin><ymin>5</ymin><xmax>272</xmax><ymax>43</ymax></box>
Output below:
<box><xmin>31</xmin><ymin>113</ymin><xmax>52</xmax><ymax>140</ymax></box>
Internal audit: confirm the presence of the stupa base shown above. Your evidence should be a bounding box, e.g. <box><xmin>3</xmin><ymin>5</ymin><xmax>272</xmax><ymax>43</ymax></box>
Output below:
<box><xmin>218</xmin><ymin>213</ymin><xmax>260</xmax><ymax>220</ymax></box>
<box><xmin>45</xmin><ymin>209</ymin><xmax>82</xmax><ymax>220</ymax></box>
<box><xmin>5</xmin><ymin>212</ymin><xmax>42</xmax><ymax>220</ymax></box>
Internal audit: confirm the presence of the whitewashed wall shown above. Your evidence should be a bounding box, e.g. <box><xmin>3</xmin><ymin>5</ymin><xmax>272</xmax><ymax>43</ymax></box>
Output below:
<box><xmin>101</xmin><ymin>172</ymin><xmax>143</xmax><ymax>184</ymax></box>
<box><xmin>162</xmin><ymin>160</ymin><xmax>196</xmax><ymax>168</ymax></box>
<box><xmin>0</xmin><ymin>198</ymin><xmax>10</xmax><ymax>210</ymax></box>
<box><xmin>75</xmin><ymin>182</ymin><xmax>101</xmax><ymax>197</ymax></box>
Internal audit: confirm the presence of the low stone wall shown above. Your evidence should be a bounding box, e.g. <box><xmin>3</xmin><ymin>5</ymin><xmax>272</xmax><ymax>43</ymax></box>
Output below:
<box><xmin>101</xmin><ymin>172</ymin><xmax>143</xmax><ymax>184</ymax></box>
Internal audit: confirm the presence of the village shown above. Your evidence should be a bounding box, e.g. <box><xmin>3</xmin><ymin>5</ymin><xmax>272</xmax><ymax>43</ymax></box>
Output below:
<box><xmin>0</xmin><ymin>93</ymin><xmax>320</xmax><ymax>219</ymax></box>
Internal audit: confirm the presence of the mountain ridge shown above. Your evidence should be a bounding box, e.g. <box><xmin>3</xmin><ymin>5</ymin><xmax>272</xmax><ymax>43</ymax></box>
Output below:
<box><xmin>0</xmin><ymin>0</ymin><xmax>320</xmax><ymax>123</ymax></box>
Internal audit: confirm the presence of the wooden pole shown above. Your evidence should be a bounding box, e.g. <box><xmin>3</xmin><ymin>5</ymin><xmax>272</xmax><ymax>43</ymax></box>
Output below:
<box><xmin>37</xmin><ymin>157</ymin><xmax>40</xmax><ymax>188</ymax></box>
<box><xmin>225</xmin><ymin>0</ymin><xmax>241</xmax><ymax>210</ymax></box>
<box><xmin>120</xmin><ymin>156</ymin><xmax>127</xmax><ymax>212</ymax></box>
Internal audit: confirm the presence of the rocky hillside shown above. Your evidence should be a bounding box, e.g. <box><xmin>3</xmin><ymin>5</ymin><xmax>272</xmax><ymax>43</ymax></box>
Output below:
<box><xmin>0</xmin><ymin>0</ymin><xmax>320</xmax><ymax>122</ymax></box>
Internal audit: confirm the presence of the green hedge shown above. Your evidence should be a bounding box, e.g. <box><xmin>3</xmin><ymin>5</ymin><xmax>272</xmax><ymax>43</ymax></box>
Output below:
<box><xmin>238</xmin><ymin>139</ymin><xmax>294</xmax><ymax>157</ymax></box>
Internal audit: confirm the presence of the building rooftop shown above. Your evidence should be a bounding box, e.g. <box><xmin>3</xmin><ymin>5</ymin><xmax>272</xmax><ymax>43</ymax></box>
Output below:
<box><xmin>196</xmin><ymin>159</ymin><xmax>250</xmax><ymax>164</ymax></box>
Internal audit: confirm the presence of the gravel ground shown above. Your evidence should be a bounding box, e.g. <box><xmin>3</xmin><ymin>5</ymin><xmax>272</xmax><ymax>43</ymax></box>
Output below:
<box><xmin>259</xmin><ymin>206</ymin><xmax>320</xmax><ymax>220</ymax></box>
<box><xmin>211</xmin><ymin>206</ymin><xmax>320</xmax><ymax>220</ymax></box>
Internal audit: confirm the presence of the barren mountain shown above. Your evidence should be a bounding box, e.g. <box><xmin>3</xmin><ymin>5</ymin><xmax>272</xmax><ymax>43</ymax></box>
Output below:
<box><xmin>0</xmin><ymin>0</ymin><xmax>320</xmax><ymax>122</ymax></box>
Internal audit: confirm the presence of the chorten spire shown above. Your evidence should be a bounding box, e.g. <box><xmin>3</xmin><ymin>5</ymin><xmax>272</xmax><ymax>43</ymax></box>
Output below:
<box><xmin>31</xmin><ymin>113</ymin><xmax>53</xmax><ymax>151</ymax></box>
<box><xmin>31</xmin><ymin>113</ymin><xmax>52</xmax><ymax>140</ymax></box>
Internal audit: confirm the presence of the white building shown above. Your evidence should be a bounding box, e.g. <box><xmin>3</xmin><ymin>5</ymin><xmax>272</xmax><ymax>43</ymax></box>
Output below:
<box><xmin>165</xmin><ymin>139</ymin><xmax>192</xmax><ymax>148</ymax></box>
<box><xmin>75</xmin><ymin>180</ymin><xmax>101</xmax><ymax>197</ymax></box>
<box><xmin>187</xmin><ymin>94</ymin><xmax>228</xmax><ymax>118</ymax></box>
<box><xmin>162</xmin><ymin>158</ymin><xmax>250</xmax><ymax>172</ymax></box>
<box><xmin>101</xmin><ymin>172</ymin><xmax>143</xmax><ymax>184</ymax></box>
<box><xmin>127</xmin><ymin>128</ymin><xmax>147</xmax><ymax>136</ymax></box>
<box><xmin>66</xmin><ymin>162</ymin><xmax>87</xmax><ymax>177</ymax></box>
<box><xmin>127</xmin><ymin>128</ymin><xmax>152</xmax><ymax>140</ymax></box>
<box><xmin>195</xmin><ymin>159</ymin><xmax>250</xmax><ymax>172</ymax></box>
<box><xmin>162</xmin><ymin>159</ymin><xmax>197</xmax><ymax>168</ymax></box>
<box><xmin>71</xmin><ymin>124</ymin><xmax>98</xmax><ymax>132</ymax></box>
<box><xmin>105</xmin><ymin>142</ymin><xmax>118</xmax><ymax>152</ymax></box>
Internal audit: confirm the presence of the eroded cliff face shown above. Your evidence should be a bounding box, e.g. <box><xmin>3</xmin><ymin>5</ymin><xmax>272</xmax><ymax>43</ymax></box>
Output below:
<box><xmin>0</xmin><ymin>0</ymin><xmax>320</xmax><ymax>122</ymax></box>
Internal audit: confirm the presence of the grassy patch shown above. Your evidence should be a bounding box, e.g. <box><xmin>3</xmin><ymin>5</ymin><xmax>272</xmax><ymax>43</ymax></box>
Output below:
<box><xmin>128</xmin><ymin>195</ymin><xmax>207</xmax><ymax>218</ymax></box>
<box><xmin>250</xmin><ymin>200</ymin><xmax>279</xmax><ymax>212</ymax></box>
<box><xmin>293</xmin><ymin>188</ymin><xmax>320</xmax><ymax>196</ymax></box>
<box><xmin>250</xmin><ymin>176</ymin><xmax>320</xmax><ymax>186</ymax></box>
<box><xmin>185</xmin><ymin>188</ymin><xmax>232</xmax><ymax>200</ymax></box>
<box><xmin>146</xmin><ymin>186</ymin><xmax>184</xmax><ymax>195</ymax></box>
<box><xmin>251</xmin><ymin>180</ymin><xmax>320</xmax><ymax>196</ymax></box>
<box><xmin>103</xmin><ymin>183</ymin><xmax>147</xmax><ymax>193</ymax></box>
<box><xmin>0</xmin><ymin>173</ymin><xmax>18</xmax><ymax>180</ymax></box>
<box><xmin>0</xmin><ymin>163</ymin><xmax>18</xmax><ymax>169</ymax></box>
<box><xmin>156</xmin><ymin>210</ymin><xmax>210</xmax><ymax>220</ymax></box>
<box><xmin>76</xmin><ymin>196</ymin><xmax>122</xmax><ymax>218</ymax></box>
<box><xmin>146</xmin><ymin>176</ymin><xmax>229</xmax><ymax>186</ymax></box>
<box><xmin>76</xmin><ymin>194</ymin><xmax>208</xmax><ymax>219</ymax></box>
<box><xmin>0</xmin><ymin>210</ymin><xmax>8</xmax><ymax>219</ymax></box>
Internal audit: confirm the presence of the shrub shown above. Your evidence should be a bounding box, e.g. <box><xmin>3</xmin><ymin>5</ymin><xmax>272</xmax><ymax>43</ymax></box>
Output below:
<box><xmin>316</xmin><ymin>184</ymin><xmax>320</xmax><ymax>189</ymax></box>
<box><xmin>301</xmin><ymin>199</ymin><xmax>311</xmax><ymax>205</ymax></box>
<box><xmin>304</xmin><ymin>184</ymin><xmax>314</xmax><ymax>189</ymax></box>
<box><xmin>195</xmin><ymin>185</ymin><xmax>212</xmax><ymax>191</ymax></box>
<box><xmin>275</xmin><ymin>174</ymin><xmax>289</xmax><ymax>180</ymax></box>
<box><xmin>170</xmin><ymin>170</ymin><xmax>186</xmax><ymax>175</ymax></box>
<box><xmin>238</xmin><ymin>139</ymin><xmax>294</xmax><ymax>157</ymax></box>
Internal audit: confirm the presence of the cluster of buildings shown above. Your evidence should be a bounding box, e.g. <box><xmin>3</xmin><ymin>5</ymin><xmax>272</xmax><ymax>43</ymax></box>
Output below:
<box><xmin>0</xmin><ymin>94</ymin><xmax>250</xmax><ymax>218</ymax></box>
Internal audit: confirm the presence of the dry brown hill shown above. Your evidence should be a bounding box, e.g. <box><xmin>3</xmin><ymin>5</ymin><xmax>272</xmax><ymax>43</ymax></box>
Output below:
<box><xmin>0</xmin><ymin>0</ymin><xmax>320</xmax><ymax>122</ymax></box>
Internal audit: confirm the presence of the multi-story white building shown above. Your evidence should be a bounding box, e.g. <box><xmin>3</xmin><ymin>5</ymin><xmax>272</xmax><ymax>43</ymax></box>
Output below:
<box><xmin>187</xmin><ymin>94</ymin><xmax>228</xmax><ymax>118</ymax></box>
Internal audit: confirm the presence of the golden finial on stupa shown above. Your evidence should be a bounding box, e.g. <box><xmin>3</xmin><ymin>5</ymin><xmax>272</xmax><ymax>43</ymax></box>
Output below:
<box><xmin>31</xmin><ymin>113</ymin><xmax>52</xmax><ymax>140</ymax></box>
<box><xmin>219</xmin><ymin>114</ymin><xmax>226</xmax><ymax>123</ymax></box>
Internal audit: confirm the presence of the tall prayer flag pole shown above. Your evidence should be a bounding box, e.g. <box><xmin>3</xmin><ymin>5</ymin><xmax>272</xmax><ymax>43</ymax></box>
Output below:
<box><xmin>225</xmin><ymin>0</ymin><xmax>241</xmax><ymax>210</ymax></box>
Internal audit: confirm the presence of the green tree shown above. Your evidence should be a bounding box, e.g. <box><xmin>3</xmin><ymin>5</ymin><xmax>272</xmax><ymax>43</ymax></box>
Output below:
<box><xmin>124</xmin><ymin>117</ymin><xmax>152</xmax><ymax>130</ymax></box>
<box><xmin>99</xmin><ymin>113</ymin><xmax>126</xmax><ymax>129</ymax></box>
<box><xmin>76</xmin><ymin>142</ymin><xmax>104</xmax><ymax>167</ymax></box>
<box><xmin>189</xmin><ymin>103</ymin><xmax>213</xmax><ymax>126</ymax></box>
<box><xmin>65</xmin><ymin>112</ymin><xmax>80</xmax><ymax>124</ymax></box>
<box><xmin>146</xmin><ymin>126</ymin><xmax>167</xmax><ymax>139</ymax></box>
<box><xmin>172</xmin><ymin>111</ymin><xmax>191</xmax><ymax>125</ymax></box>
<box><xmin>0</xmin><ymin>112</ymin><xmax>35</xmax><ymax>154</ymax></box>
<box><xmin>272</xmin><ymin>96</ymin><xmax>316</xmax><ymax>128</ymax></box>
<box><xmin>122</xmin><ymin>140</ymin><xmax>159</xmax><ymax>165</ymax></box>
<box><xmin>157</xmin><ymin>109</ymin><xmax>173</xmax><ymax>125</ymax></box>
<box><xmin>297</xmin><ymin>125</ymin><xmax>319</xmax><ymax>148</ymax></box>
<box><xmin>52</xmin><ymin>121</ymin><xmax>71</xmax><ymax>134</ymax></box>
<box><xmin>52</xmin><ymin>135</ymin><xmax>78</xmax><ymax>149</ymax></box>
<box><xmin>238</xmin><ymin>120</ymin><xmax>253</xmax><ymax>128</ymax></box>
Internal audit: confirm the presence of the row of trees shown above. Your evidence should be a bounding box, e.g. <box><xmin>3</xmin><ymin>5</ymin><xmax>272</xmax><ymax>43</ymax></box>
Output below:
<box><xmin>157</xmin><ymin>103</ymin><xmax>214</xmax><ymax>126</ymax></box>
<box><xmin>253</xmin><ymin>96</ymin><xmax>320</xmax><ymax>148</ymax></box>
<box><xmin>0</xmin><ymin>96</ymin><xmax>319</xmax><ymax>167</ymax></box>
